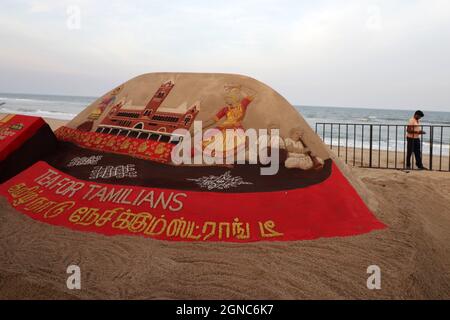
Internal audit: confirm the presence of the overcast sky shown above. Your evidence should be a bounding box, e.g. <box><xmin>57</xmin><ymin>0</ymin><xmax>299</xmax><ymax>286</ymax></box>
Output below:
<box><xmin>0</xmin><ymin>0</ymin><xmax>449</xmax><ymax>111</ymax></box>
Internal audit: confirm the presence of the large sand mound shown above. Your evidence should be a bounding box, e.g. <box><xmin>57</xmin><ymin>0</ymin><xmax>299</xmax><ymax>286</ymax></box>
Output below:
<box><xmin>62</xmin><ymin>72</ymin><xmax>376</xmax><ymax>207</ymax></box>
<box><xmin>0</xmin><ymin>73</ymin><xmax>384</xmax><ymax>244</ymax></box>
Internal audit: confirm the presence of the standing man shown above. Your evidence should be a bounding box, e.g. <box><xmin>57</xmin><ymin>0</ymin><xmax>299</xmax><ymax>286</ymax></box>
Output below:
<box><xmin>406</xmin><ymin>110</ymin><xmax>427</xmax><ymax>170</ymax></box>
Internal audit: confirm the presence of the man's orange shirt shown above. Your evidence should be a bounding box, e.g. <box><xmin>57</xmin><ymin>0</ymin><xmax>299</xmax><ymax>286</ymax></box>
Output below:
<box><xmin>407</xmin><ymin>117</ymin><xmax>421</xmax><ymax>139</ymax></box>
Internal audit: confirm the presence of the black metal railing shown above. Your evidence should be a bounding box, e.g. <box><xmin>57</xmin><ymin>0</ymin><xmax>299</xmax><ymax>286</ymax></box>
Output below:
<box><xmin>315</xmin><ymin>123</ymin><xmax>450</xmax><ymax>172</ymax></box>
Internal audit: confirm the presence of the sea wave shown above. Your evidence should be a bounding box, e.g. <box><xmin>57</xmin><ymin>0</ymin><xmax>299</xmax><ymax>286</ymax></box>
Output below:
<box><xmin>0</xmin><ymin>107</ymin><xmax>77</xmax><ymax>120</ymax></box>
<box><xmin>0</xmin><ymin>97</ymin><xmax>36</xmax><ymax>102</ymax></box>
<box><xmin>0</xmin><ymin>97</ymin><xmax>91</xmax><ymax>106</ymax></box>
<box><xmin>325</xmin><ymin>140</ymin><xmax>449</xmax><ymax>156</ymax></box>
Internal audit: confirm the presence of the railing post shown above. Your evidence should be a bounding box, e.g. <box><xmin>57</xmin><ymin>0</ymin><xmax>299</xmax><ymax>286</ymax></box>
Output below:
<box><xmin>313</xmin><ymin>122</ymin><xmax>450</xmax><ymax>172</ymax></box>
<box><xmin>440</xmin><ymin>126</ymin><xmax>443</xmax><ymax>171</ymax></box>
<box><xmin>369</xmin><ymin>124</ymin><xmax>373</xmax><ymax>168</ymax></box>
<box><xmin>429</xmin><ymin>126</ymin><xmax>434</xmax><ymax>171</ymax></box>
<box><xmin>330</xmin><ymin>124</ymin><xmax>333</xmax><ymax>149</ymax></box>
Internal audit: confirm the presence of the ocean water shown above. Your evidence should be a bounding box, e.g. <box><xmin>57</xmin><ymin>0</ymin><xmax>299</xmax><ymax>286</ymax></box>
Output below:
<box><xmin>1</xmin><ymin>92</ymin><xmax>449</xmax><ymax>155</ymax></box>
<box><xmin>298</xmin><ymin>105</ymin><xmax>450</xmax><ymax>126</ymax></box>
<box><xmin>0</xmin><ymin>92</ymin><xmax>96</xmax><ymax>120</ymax></box>
<box><xmin>299</xmin><ymin>105</ymin><xmax>450</xmax><ymax>156</ymax></box>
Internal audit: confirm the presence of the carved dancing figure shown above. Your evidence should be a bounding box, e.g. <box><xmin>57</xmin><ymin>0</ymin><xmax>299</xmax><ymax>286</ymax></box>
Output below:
<box><xmin>198</xmin><ymin>84</ymin><xmax>257</xmax><ymax>162</ymax></box>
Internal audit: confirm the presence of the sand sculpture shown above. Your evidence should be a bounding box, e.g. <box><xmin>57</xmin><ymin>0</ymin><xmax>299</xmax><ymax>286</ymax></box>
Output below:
<box><xmin>0</xmin><ymin>73</ymin><xmax>385</xmax><ymax>242</ymax></box>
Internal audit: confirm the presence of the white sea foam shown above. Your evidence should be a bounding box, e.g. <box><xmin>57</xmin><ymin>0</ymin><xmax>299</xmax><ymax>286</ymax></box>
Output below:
<box><xmin>0</xmin><ymin>107</ymin><xmax>77</xmax><ymax>120</ymax></box>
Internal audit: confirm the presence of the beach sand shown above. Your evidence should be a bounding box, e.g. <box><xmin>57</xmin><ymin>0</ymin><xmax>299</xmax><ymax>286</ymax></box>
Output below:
<box><xmin>331</xmin><ymin>146</ymin><xmax>450</xmax><ymax>172</ymax></box>
<box><xmin>0</xmin><ymin>116</ymin><xmax>449</xmax><ymax>299</ymax></box>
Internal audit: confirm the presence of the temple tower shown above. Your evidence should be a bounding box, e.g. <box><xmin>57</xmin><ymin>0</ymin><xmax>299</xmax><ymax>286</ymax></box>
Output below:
<box><xmin>142</xmin><ymin>80</ymin><xmax>175</xmax><ymax>117</ymax></box>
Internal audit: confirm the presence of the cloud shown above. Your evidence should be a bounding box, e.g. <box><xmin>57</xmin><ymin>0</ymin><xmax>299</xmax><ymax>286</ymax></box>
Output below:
<box><xmin>0</xmin><ymin>0</ymin><xmax>449</xmax><ymax>111</ymax></box>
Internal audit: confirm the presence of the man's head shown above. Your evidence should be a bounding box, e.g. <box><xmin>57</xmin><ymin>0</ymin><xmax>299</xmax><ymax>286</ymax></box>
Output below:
<box><xmin>414</xmin><ymin>110</ymin><xmax>425</xmax><ymax>120</ymax></box>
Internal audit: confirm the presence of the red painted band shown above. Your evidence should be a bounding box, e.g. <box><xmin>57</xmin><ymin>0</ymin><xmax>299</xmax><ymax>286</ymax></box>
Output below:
<box><xmin>0</xmin><ymin>161</ymin><xmax>386</xmax><ymax>242</ymax></box>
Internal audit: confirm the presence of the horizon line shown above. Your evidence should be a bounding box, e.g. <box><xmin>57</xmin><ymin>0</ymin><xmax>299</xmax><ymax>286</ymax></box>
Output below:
<box><xmin>0</xmin><ymin>91</ymin><xmax>448</xmax><ymax>113</ymax></box>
